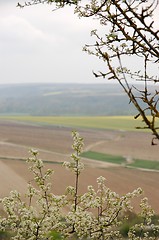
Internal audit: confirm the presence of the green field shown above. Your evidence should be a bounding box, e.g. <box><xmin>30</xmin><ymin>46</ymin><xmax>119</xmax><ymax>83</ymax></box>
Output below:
<box><xmin>81</xmin><ymin>151</ymin><xmax>125</xmax><ymax>164</ymax></box>
<box><xmin>129</xmin><ymin>159</ymin><xmax>159</xmax><ymax>170</ymax></box>
<box><xmin>0</xmin><ymin>116</ymin><xmax>150</xmax><ymax>131</ymax></box>
<box><xmin>81</xmin><ymin>151</ymin><xmax>159</xmax><ymax>171</ymax></box>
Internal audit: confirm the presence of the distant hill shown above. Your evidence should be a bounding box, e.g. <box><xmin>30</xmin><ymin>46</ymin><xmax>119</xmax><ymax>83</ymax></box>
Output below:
<box><xmin>0</xmin><ymin>83</ymin><xmax>142</xmax><ymax>116</ymax></box>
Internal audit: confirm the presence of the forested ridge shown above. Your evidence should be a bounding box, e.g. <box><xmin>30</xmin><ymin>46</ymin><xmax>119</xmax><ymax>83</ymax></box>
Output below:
<box><xmin>0</xmin><ymin>83</ymin><xmax>145</xmax><ymax>116</ymax></box>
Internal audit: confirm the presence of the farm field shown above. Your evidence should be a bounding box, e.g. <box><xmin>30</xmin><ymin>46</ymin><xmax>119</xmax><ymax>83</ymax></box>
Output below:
<box><xmin>0</xmin><ymin>115</ymin><xmax>152</xmax><ymax>131</ymax></box>
<box><xmin>0</xmin><ymin>118</ymin><xmax>159</xmax><ymax>214</ymax></box>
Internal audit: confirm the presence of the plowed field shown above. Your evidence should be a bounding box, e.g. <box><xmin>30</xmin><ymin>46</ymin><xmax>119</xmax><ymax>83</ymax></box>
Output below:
<box><xmin>0</xmin><ymin>120</ymin><xmax>159</xmax><ymax>213</ymax></box>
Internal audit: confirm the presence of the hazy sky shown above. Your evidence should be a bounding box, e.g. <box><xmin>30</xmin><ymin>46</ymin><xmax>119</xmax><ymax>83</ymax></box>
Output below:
<box><xmin>0</xmin><ymin>1</ymin><xmax>158</xmax><ymax>85</ymax></box>
<box><xmin>0</xmin><ymin>1</ymin><xmax>106</xmax><ymax>85</ymax></box>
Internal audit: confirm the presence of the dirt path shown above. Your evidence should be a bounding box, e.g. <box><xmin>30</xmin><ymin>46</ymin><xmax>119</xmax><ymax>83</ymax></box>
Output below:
<box><xmin>84</xmin><ymin>140</ymin><xmax>106</xmax><ymax>151</ymax></box>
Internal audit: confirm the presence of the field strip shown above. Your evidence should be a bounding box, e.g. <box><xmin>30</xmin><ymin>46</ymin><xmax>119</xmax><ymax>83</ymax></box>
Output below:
<box><xmin>0</xmin><ymin>116</ymin><xmax>149</xmax><ymax>131</ymax></box>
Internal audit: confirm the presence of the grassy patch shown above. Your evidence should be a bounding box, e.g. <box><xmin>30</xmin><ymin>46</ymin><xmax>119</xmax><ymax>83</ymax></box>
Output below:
<box><xmin>129</xmin><ymin>159</ymin><xmax>159</xmax><ymax>170</ymax></box>
<box><xmin>81</xmin><ymin>151</ymin><xmax>125</xmax><ymax>165</ymax></box>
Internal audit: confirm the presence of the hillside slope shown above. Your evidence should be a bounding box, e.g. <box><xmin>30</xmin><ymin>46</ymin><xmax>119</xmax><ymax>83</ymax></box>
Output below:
<box><xmin>0</xmin><ymin>83</ymin><xmax>137</xmax><ymax>116</ymax></box>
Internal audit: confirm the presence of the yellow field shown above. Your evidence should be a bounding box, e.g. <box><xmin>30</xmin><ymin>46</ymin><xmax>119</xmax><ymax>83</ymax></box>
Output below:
<box><xmin>0</xmin><ymin>115</ymin><xmax>151</xmax><ymax>131</ymax></box>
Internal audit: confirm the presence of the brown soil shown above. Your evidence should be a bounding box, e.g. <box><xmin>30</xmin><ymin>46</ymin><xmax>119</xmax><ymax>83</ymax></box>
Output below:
<box><xmin>0</xmin><ymin>120</ymin><xmax>159</xmax><ymax>213</ymax></box>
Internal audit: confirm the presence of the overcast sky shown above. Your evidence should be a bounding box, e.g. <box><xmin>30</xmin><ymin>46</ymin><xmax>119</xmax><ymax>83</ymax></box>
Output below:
<box><xmin>0</xmin><ymin>1</ymin><xmax>107</xmax><ymax>85</ymax></box>
<box><xmin>0</xmin><ymin>1</ymin><xmax>158</xmax><ymax>85</ymax></box>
